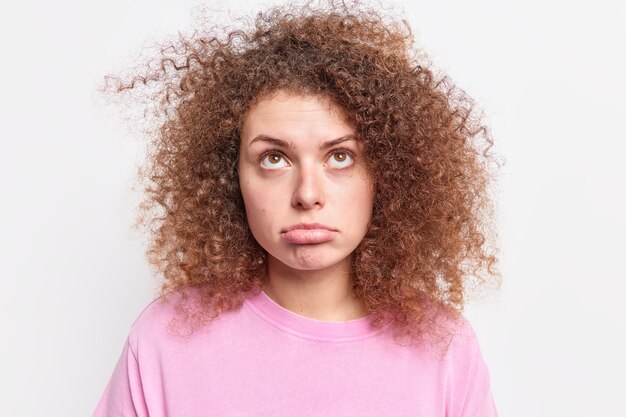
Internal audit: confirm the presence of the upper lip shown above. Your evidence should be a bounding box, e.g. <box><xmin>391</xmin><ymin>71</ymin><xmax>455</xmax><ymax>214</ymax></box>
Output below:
<box><xmin>282</xmin><ymin>222</ymin><xmax>336</xmax><ymax>232</ymax></box>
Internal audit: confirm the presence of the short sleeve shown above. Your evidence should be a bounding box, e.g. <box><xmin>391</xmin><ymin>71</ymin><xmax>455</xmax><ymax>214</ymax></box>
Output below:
<box><xmin>446</xmin><ymin>317</ymin><xmax>499</xmax><ymax>417</ymax></box>
<box><xmin>92</xmin><ymin>337</ymin><xmax>150</xmax><ymax>417</ymax></box>
<box><xmin>464</xmin><ymin>388</ymin><xmax>498</xmax><ymax>417</ymax></box>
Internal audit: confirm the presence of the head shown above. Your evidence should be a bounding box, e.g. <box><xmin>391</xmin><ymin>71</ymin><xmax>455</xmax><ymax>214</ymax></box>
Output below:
<box><xmin>107</xmin><ymin>0</ymin><xmax>501</xmax><ymax>343</ymax></box>
<box><xmin>237</xmin><ymin>91</ymin><xmax>375</xmax><ymax>275</ymax></box>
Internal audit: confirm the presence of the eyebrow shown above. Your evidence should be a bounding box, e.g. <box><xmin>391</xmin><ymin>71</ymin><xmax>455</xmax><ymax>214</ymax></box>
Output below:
<box><xmin>248</xmin><ymin>134</ymin><xmax>357</xmax><ymax>151</ymax></box>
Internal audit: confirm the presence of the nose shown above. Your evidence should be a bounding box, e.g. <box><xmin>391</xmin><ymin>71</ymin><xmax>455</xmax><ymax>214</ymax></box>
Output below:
<box><xmin>291</xmin><ymin>162</ymin><xmax>325</xmax><ymax>209</ymax></box>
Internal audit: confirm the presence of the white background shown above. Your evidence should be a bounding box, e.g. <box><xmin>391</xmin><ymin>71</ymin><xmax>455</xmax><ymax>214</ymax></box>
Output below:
<box><xmin>1</xmin><ymin>1</ymin><xmax>624</xmax><ymax>416</ymax></box>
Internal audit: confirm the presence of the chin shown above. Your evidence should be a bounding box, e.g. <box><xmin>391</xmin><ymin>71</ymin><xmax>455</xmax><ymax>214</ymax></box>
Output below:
<box><xmin>274</xmin><ymin>250</ymin><xmax>350</xmax><ymax>272</ymax></box>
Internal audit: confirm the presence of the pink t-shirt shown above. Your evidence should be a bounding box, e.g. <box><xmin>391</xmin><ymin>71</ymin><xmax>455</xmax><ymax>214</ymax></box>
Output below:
<box><xmin>93</xmin><ymin>289</ymin><xmax>498</xmax><ymax>416</ymax></box>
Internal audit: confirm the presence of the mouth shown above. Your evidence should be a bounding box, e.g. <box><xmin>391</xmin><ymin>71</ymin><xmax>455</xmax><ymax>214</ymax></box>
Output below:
<box><xmin>280</xmin><ymin>223</ymin><xmax>338</xmax><ymax>244</ymax></box>
<box><xmin>282</xmin><ymin>222</ymin><xmax>336</xmax><ymax>232</ymax></box>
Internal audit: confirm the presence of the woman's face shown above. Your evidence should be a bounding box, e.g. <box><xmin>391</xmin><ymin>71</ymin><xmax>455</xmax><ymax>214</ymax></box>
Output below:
<box><xmin>238</xmin><ymin>91</ymin><xmax>375</xmax><ymax>272</ymax></box>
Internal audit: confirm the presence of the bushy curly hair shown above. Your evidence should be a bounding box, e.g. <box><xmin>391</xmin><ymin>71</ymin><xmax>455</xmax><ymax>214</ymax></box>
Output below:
<box><xmin>103</xmin><ymin>0</ymin><xmax>501</xmax><ymax>346</ymax></box>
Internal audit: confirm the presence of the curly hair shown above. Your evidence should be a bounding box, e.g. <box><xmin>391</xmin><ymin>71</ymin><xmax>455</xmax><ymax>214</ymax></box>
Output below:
<box><xmin>103</xmin><ymin>0</ymin><xmax>502</xmax><ymax>347</ymax></box>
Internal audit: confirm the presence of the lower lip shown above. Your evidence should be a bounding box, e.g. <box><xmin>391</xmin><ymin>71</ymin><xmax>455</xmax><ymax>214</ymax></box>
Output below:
<box><xmin>281</xmin><ymin>229</ymin><xmax>337</xmax><ymax>244</ymax></box>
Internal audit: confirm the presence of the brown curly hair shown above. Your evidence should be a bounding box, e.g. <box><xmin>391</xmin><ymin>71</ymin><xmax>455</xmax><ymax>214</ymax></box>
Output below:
<box><xmin>102</xmin><ymin>0</ymin><xmax>502</xmax><ymax>346</ymax></box>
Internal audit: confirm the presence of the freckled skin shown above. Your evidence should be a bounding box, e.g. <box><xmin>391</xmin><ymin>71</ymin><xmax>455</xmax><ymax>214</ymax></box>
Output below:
<box><xmin>237</xmin><ymin>91</ymin><xmax>375</xmax><ymax>289</ymax></box>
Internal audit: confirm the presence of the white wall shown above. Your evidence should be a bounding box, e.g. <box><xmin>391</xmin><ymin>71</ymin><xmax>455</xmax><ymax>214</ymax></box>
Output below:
<box><xmin>1</xmin><ymin>1</ymin><xmax>624</xmax><ymax>416</ymax></box>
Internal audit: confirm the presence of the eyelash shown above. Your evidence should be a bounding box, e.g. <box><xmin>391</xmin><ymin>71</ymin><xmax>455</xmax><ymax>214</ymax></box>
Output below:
<box><xmin>258</xmin><ymin>148</ymin><xmax>356</xmax><ymax>170</ymax></box>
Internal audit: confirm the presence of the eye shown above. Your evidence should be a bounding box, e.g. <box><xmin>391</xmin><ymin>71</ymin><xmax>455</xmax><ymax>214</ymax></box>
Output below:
<box><xmin>260</xmin><ymin>152</ymin><xmax>289</xmax><ymax>169</ymax></box>
<box><xmin>327</xmin><ymin>150</ymin><xmax>354</xmax><ymax>169</ymax></box>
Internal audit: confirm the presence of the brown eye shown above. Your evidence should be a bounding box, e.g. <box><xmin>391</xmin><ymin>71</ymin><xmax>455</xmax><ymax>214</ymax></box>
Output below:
<box><xmin>260</xmin><ymin>152</ymin><xmax>288</xmax><ymax>169</ymax></box>
<box><xmin>268</xmin><ymin>154</ymin><xmax>281</xmax><ymax>163</ymax></box>
<box><xmin>327</xmin><ymin>150</ymin><xmax>354</xmax><ymax>168</ymax></box>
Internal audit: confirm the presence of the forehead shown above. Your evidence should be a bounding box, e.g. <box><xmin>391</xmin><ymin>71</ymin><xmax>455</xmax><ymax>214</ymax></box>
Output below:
<box><xmin>240</xmin><ymin>92</ymin><xmax>354</xmax><ymax>143</ymax></box>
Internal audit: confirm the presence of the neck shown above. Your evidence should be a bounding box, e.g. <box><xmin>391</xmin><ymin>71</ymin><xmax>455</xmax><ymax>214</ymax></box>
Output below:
<box><xmin>261</xmin><ymin>255</ymin><xmax>368</xmax><ymax>321</ymax></box>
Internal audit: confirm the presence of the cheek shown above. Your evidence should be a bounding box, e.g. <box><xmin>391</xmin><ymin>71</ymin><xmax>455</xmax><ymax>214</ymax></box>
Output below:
<box><xmin>350</xmin><ymin>175</ymin><xmax>375</xmax><ymax>205</ymax></box>
<box><xmin>239</xmin><ymin>169</ymin><xmax>263</xmax><ymax>210</ymax></box>
<box><xmin>337</xmin><ymin>181</ymin><xmax>374</xmax><ymax>223</ymax></box>
<box><xmin>241</xmin><ymin>187</ymin><xmax>274</xmax><ymax>226</ymax></box>
<box><xmin>243</xmin><ymin>179</ymin><xmax>272</xmax><ymax>207</ymax></box>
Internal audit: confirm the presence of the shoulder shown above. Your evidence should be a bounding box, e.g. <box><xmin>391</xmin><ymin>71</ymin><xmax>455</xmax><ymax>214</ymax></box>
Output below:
<box><xmin>125</xmin><ymin>287</ymin><xmax>251</xmax><ymax>355</ymax></box>
<box><xmin>129</xmin><ymin>293</ymin><xmax>176</xmax><ymax>332</ymax></box>
<box><xmin>433</xmin><ymin>312</ymin><xmax>485</xmax><ymax>367</ymax></box>
<box><xmin>414</xmin><ymin>309</ymin><xmax>487</xmax><ymax>376</ymax></box>
<box><xmin>446</xmin><ymin>314</ymin><xmax>481</xmax><ymax>353</ymax></box>
<box><xmin>437</xmin><ymin>314</ymin><xmax>495</xmax><ymax>413</ymax></box>
<box><xmin>125</xmin><ymin>288</ymin><xmax>203</xmax><ymax>354</ymax></box>
<box><xmin>410</xmin><ymin>304</ymin><xmax>480</xmax><ymax>356</ymax></box>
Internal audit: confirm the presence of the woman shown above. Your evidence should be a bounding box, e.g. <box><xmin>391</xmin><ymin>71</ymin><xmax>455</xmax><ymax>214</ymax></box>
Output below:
<box><xmin>93</xmin><ymin>1</ymin><xmax>501</xmax><ymax>416</ymax></box>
